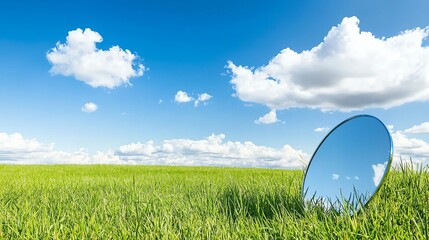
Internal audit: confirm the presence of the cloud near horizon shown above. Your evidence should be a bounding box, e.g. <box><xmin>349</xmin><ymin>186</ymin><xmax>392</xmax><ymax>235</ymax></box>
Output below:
<box><xmin>391</xmin><ymin>131</ymin><xmax>429</xmax><ymax>163</ymax></box>
<box><xmin>0</xmin><ymin>132</ymin><xmax>110</xmax><ymax>164</ymax></box>
<box><xmin>228</xmin><ymin>16</ymin><xmax>429</xmax><ymax>113</ymax></box>
<box><xmin>3</xmin><ymin>127</ymin><xmax>429</xmax><ymax>168</ymax></box>
<box><xmin>47</xmin><ymin>28</ymin><xmax>144</xmax><ymax>89</ymax></box>
<box><xmin>384</xmin><ymin>123</ymin><xmax>429</xmax><ymax>167</ymax></box>
<box><xmin>0</xmin><ymin>132</ymin><xmax>308</xmax><ymax>168</ymax></box>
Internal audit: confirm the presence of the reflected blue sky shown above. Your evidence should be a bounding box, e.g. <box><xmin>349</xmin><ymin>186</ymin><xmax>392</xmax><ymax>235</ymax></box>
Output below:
<box><xmin>303</xmin><ymin>115</ymin><xmax>392</xmax><ymax>210</ymax></box>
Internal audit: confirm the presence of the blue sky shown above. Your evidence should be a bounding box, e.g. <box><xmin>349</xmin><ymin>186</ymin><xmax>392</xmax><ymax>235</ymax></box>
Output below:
<box><xmin>1</xmin><ymin>0</ymin><xmax>429</xmax><ymax>166</ymax></box>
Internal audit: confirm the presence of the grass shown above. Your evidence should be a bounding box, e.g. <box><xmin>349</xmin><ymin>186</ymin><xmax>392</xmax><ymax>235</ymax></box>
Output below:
<box><xmin>0</xmin><ymin>164</ymin><xmax>427</xmax><ymax>239</ymax></box>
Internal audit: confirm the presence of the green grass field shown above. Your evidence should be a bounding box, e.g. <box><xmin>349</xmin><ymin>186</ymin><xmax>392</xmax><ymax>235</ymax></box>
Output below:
<box><xmin>0</xmin><ymin>164</ymin><xmax>427</xmax><ymax>239</ymax></box>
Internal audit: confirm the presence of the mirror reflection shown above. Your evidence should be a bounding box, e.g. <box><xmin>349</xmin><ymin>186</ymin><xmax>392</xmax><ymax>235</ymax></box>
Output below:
<box><xmin>302</xmin><ymin>115</ymin><xmax>393</xmax><ymax>212</ymax></box>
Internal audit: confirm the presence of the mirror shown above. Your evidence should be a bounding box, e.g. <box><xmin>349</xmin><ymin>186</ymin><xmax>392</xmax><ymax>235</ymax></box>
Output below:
<box><xmin>302</xmin><ymin>115</ymin><xmax>393</xmax><ymax>213</ymax></box>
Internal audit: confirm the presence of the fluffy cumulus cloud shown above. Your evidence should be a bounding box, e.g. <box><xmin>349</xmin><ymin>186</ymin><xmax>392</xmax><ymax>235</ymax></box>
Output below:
<box><xmin>228</xmin><ymin>16</ymin><xmax>429</xmax><ymax>112</ymax></box>
<box><xmin>174</xmin><ymin>90</ymin><xmax>194</xmax><ymax>103</ymax></box>
<box><xmin>0</xmin><ymin>132</ymin><xmax>115</xmax><ymax>164</ymax></box>
<box><xmin>47</xmin><ymin>28</ymin><xmax>144</xmax><ymax>88</ymax></box>
<box><xmin>254</xmin><ymin>110</ymin><xmax>279</xmax><ymax>124</ymax></box>
<box><xmin>175</xmin><ymin>91</ymin><xmax>213</xmax><ymax>107</ymax></box>
<box><xmin>194</xmin><ymin>93</ymin><xmax>212</xmax><ymax>107</ymax></box>
<box><xmin>385</xmin><ymin>123</ymin><xmax>429</xmax><ymax>167</ymax></box>
<box><xmin>118</xmin><ymin>141</ymin><xmax>156</xmax><ymax>156</ymax></box>
<box><xmin>404</xmin><ymin>122</ymin><xmax>429</xmax><ymax>134</ymax></box>
<box><xmin>115</xmin><ymin>134</ymin><xmax>308</xmax><ymax>168</ymax></box>
<box><xmin>81</xmin><ymin>102</ymin><xmax>98</xmax><ymax>113</ymax></box>
<box><xmin>0</xmin><ymin>132</ymin><xmax>308</xmax><ymax>168</ymax></box>
<box><xmin>391</xmin><ymin>131</ymin><xmax>429</xmax><ymax>164</ymax></box>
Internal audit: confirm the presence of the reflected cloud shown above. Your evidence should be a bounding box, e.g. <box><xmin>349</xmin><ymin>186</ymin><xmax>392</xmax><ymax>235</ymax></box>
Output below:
<box><xmin>354</xmin><ymin>176</ymin><xmax>359</xmax><ymax>180</ymax></box>
<box><xmin>372</xmin><ymin>161</ymin><xmax>388</xmax><ymax>186</ymax></box>
<box><xmin>332</xmin><ymin>174</ymin><xmax>340</xmax><ymax>180</ymax></box>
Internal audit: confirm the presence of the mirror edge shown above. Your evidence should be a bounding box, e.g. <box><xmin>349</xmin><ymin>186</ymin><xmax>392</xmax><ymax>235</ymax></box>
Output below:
<box><xmin>301</xmin><ymin>114</ymin><xmax>394</xmax><ymax>213</ymax></box>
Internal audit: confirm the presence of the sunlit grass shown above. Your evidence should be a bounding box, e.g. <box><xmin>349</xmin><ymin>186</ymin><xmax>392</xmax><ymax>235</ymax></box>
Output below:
<box><xmin>0</xmin><ymin>164</ymin><xmax>427</xmax><ymax>239</ymax></box>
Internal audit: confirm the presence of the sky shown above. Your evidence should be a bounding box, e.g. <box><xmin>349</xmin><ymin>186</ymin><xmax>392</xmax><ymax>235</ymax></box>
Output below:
<box><xmin>1</xmin><ymin>0</ymin><xmax>429</xmax><ymax>167</ymax></box>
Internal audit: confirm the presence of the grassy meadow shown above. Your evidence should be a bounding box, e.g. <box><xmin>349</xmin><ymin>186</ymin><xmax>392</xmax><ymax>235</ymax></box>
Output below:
<box><xmin>0</xmin><ymin>164</ymin><xmax>427</xmax><ymax>239</ymax></box>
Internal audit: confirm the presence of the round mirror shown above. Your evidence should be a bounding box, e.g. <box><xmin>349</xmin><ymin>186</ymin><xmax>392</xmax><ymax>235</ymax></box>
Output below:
<box><xmin>302</xmin><ymin>115</ymin><xmax>393</xmax><ymax>213</ymax></box>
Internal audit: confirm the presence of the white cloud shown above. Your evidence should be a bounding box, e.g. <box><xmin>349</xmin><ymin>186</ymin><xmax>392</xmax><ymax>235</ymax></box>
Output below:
<box><xmin>118</xmin><ymin>141</ymin><xmax>156</xmax><ymax>156</ymax></box>
<box><xmin>255</xmin><ymin>110</ymin><xmax>279</xmax><ymax>125</ymax></box>
<box><xmin>332</xmin><ymin>174</ymin><xmax>340</xmax><ymax>180</ymax></box>
<box><xmin>174</xmin><ymin>90</ymin><xmax>194</xmax><ymax>103</ymax></box>
<box><xmin>387</xmin><ymin>125</ymin><xmax>395</xmax><ymax>133</ymax></box>
<box><xmin>228</xmin><ymin>16</ymin><xmax>429</xmax><ymax>112</ymax></box>
<box><xmin>314</xmin><ymin>127</ymin><xmax>330</xmax><ymax>133</ymax></box>
<box><xmin>198</xmin><ymin>93</ymin><xmax>212</xmax><ymax>102</ymax></box>
<box><xmin>0</xmin><ymin>132</ymin><xmax>93</xmax><ymax>164</ymax></box>
<box><xmin>194</xmin><ymin>93</ymin><xmax>212</xmax><ymax>107</ymax></box>
<box><xmin>47</xmin><ymin>28</ymin><xmax>144</xmax><ymax>89</ymax></box>
<box><xmin>0</xmin><ymin>133</ymin><xmax>52</xmax><ymax>152</ymax></box>
<box><xmin>392</xmin><ymin>131</ymin><xmax>429</xmax><ymax>164</ymax></box>
<box><xmin>175</xmin><ymin>91</ymin><xmax>213</xmax><ymax>107</ymax></box>
<box><xmin>81</xmin><ymin>102</ymin><xmax>98</xmax><ymax>113</ymax></box>
<box><xmin>404</xmin><ymin>122</ymin><xmax>429</xmax><ymax>134</ymax></box>
<box><xmin>0</xmin><ymin>132</ymin><xmax>308</xmax><ymax>168</ymax></box>
<box><xmin>116</xmin><ymin>133</ymin><xmax>308</xmax><ymax>168</ymax></box>
<box><xmin>358</xmin><ymin>126</ymin><xmax>429</xmax><ymax>167</ymax></box>
<box><xmin>372</xmin><ymin>161</ymin><xmax>388</xmax><ymax>186</ymax></box>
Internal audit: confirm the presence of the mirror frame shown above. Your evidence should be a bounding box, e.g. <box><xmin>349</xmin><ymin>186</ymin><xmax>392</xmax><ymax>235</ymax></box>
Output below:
<box><xmin>301</xmin><ymin>114</ymin><xmax>393</xmax><ymax>212</ymax></box>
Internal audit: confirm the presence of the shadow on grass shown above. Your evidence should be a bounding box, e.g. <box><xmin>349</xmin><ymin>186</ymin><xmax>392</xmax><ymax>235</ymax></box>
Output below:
<box><xmin>219</xmin><ymin>184</ymin><xmax>305</xmax><ymax>220</ymax></box>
